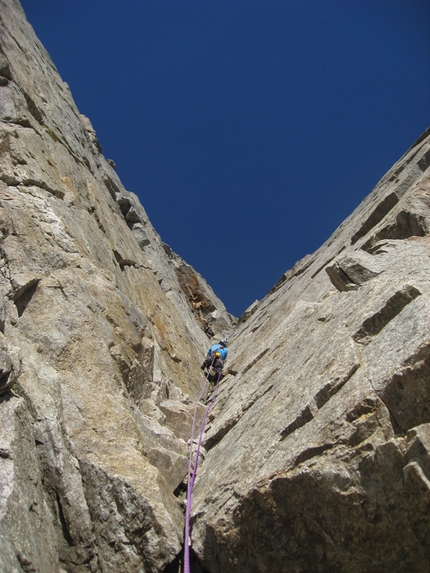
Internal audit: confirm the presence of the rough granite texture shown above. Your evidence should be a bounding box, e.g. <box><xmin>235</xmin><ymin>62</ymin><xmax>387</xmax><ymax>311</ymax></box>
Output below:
<box><xmin>192</xmin><ymin>128</ymin><xmax>430</xmax><ymax>572</ymax></box>
<box><xmin>0</xmin><ymin>1</ymin><xmax>232</xmax><ymax>572</ymax></box>
<box><xmin>1</xmin><ymin>1</ymin><xmax>430</xmax><ymax>573</ymax></box>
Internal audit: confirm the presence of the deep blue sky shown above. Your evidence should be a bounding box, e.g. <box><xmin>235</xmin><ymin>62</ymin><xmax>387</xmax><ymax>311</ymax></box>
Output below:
<box><xmin>20</xmin><ymin>1</ymin><xmax>430</xmax><ymax>317</ymax></box>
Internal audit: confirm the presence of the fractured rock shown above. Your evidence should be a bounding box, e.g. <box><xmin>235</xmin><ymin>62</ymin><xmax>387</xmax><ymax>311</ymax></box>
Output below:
<box><xmin>0</xmin><ymin>1</ymin><xmax>231</xmax><ymax>571</ymax></box>
<box><xmin>191</xmin><ymin>128</ymin><xmax>430</xmax><ymax>573</ymax></box>
<box><xmin>1</xmin><ymin>1</ymin><xmax>430</xmax><ymax>572</ymax></box>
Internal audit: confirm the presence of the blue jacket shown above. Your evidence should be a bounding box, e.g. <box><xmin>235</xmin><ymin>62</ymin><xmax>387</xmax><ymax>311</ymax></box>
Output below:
<box><xmin>207</xmin><ymin>343</ymin><xmax>228</xmax><ymax>361</ymax></box>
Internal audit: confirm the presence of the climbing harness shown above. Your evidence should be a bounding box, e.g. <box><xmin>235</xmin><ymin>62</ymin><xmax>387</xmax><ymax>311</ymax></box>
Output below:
<box><xmin>183</xmin><ymin>356</ymin><xmax>222</xmax><ymax>573</ymax></box>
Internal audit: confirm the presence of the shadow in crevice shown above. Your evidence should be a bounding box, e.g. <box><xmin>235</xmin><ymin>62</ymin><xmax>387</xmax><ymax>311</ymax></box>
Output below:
<box><xmin>56</xmin><ymin>492</ymin><xmax>73</xmax><ymax>547</ymax></box>
<box><xmin>14</xmin><ymin>280</ymin><xmax>39</xmax><ymax>317</ymax></box>
<box><xmin>173</xmin><ymin>480</ymin><xmax>187</xmax><ymax>498</ymax></box>
<box><xmin>351</xmin><ymin>192</ymin><xmax>399</xmax><ymax>245</ymax></box>
<box><xmin>163</xmin><ymin>552</ymin><xmax>181</xmax><ymax>573</ymax></box>
<box><xmin>163</xmin><ymin>546</ymin><xmax>210</xmax><ymax>573</ymax></box>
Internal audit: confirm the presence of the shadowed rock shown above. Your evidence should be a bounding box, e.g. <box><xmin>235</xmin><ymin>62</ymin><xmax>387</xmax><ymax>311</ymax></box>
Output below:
<box><xmin>1</xmin><ymin>1</ymin><xmax>430</xmax><ymax>572</ymax></box>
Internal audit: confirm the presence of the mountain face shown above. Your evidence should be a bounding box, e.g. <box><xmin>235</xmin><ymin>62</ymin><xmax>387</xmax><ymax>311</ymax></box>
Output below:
<box><xmin>0</xmin><ymin>1</ymin><xmax>233</xmax><ymax>572</ymax></box>
<box><xmin>1</xmin><ymin>1</ymin><xmax>430</xmax><ymax>572</ymax></box>
<box><xmin>192</xmin><ymin>126</ymin><xmax>430</xmax><ymax>572</ymax></box>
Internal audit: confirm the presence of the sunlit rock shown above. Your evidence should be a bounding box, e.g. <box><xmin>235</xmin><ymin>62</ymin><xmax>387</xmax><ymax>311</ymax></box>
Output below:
<box><xmin>1</xmin><ymin>0</ymin><xmax>430</xmax><ymax>572</ymax></box>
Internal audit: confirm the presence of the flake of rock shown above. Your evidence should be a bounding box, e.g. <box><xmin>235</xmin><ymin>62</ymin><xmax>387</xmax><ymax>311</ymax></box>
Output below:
<box><xmin>160</xmin><ymin>399</ymin><xmax>207</xmax><ymax>442</ymax></box>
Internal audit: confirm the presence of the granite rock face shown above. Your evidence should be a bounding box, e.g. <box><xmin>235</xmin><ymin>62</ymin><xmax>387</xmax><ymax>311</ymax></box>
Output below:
<box><xmin>192</xmin><ymin>128</ymin><xmax>430</xmax><ymax>572</ymax></box>
<box><xmin>0</xmin><ymin>1</ymin><xmax>233</xmax><ymax>572</ymax></box>
<box><xmin>161</xmin><ymin>243</ymin><xmax>235</xmax><ymax>339</ymax></box>
<box><xmin>2</xmin><ymin>1</ymin><xmax>430</xmax><ymax>573</ymax></box>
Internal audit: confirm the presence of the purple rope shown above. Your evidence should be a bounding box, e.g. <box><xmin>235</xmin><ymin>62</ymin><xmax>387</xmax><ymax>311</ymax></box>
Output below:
<box><xmin>185</xmin><ymin>356</ymin><xmax>215</xmax><ymax>507</ymax></box>
<box><xmin>183</xmin><ymin>359</ymin><xmax>214</xmax><ymax>572</ymax></box>
<box><xmin>183</xmin><ymin>363</ymin><xmax>221</xmax><ymax>573</ymax></box>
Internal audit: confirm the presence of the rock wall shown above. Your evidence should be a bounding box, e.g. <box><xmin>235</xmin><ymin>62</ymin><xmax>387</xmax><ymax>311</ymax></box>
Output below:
<box><xmin>2</xmin><ymin>1</ymin><xmax>430</xmax><ymax>573</ymax></box>
<box><xmin>192</xmin><ymin>128</ymin><xmax>430</xmax><ymax>572</ymax></box>
<box><xmin>0</xmin><ymin>1</ymin><xmax>233</xmax><ymax>572</ymax></box>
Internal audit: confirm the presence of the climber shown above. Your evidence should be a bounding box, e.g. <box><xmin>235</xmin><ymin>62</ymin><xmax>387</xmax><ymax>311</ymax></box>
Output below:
<box><xmin>201</xmin><ymin>338</ymin><xmax>228</xmax><ymax>380</ymax></box>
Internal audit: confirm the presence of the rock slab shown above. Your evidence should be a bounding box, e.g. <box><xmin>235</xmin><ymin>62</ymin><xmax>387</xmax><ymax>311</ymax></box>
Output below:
<box><xmin>192</xmin><ymin>129</ymin><xmax>430</xmax><ymax>572</ymax></box>
<box><xmin>0</xmin><ymin>1</ymin><xmax>233</xmax><ymax>571</ymax></box>
<box><xmin>1</xmin><ymin>1</ymin><xmax>430</xmax><ymax>572</ymax></box>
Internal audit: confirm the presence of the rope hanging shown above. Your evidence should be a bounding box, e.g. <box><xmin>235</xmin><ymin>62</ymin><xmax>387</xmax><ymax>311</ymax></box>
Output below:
<box><xmin>183</xmin><ymin>360</ymin><xmax>222</xmax><ymax>573</ymax></box>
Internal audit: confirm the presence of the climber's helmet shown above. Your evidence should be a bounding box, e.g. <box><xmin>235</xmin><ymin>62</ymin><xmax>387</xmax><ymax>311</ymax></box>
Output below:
<box><xmin>220</xmin><ymin>338</ymin><xmax>228</xmax><ymax>347</ymax></box>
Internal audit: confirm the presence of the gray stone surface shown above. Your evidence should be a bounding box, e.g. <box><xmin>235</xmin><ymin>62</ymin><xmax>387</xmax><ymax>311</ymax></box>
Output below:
<box><xmin>0</xmin><ymin>396</ymin><xmax>62</xmax><ymax>573</ymax></box>
<box><xmin>192</xmin><ymin>129</ymin><xmax>430</xmax><ymax>572</ymax></box>
<box><xmin>0</xmin><ymin>1</ymin><xmax>232</xmax><ymax>571</ymax></box>
<box><xmin>2</xmin><ymin>1</ymin><xmax>430</xmax><ymax>572</ymax></box>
